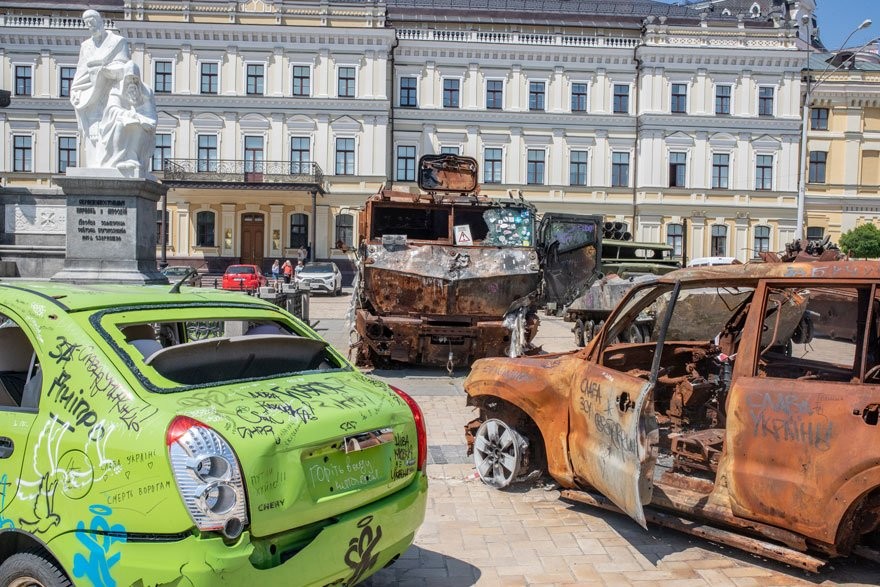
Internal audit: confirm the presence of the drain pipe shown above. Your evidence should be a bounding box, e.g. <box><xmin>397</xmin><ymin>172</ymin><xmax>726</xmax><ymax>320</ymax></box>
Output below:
<box><xmin>631</xmin><ymin>29</ymin><xmax>645</xmax><ymax>238</ymax></box>
<box><xmin>386</xmin><ymin>28</ymin><xmax>400</xmax><ymax>186</ymax></box>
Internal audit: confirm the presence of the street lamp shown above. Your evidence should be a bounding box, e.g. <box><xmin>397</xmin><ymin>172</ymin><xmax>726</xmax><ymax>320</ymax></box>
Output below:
<box><xmin>795</xmin><ymin>19</ymin><xmax>875</xmax><ymax>241</ymax></box>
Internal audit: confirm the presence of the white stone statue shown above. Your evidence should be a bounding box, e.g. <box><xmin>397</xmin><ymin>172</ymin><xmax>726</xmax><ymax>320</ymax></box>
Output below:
<box><xmin>70</xmin><ymin>10</ymin><xmax>157</xmax><ymax>178</ymax></box>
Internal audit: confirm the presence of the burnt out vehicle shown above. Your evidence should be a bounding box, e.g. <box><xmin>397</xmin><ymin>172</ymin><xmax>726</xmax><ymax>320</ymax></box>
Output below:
<box><xmin>465</xmin><ymin>262</ymin><xmax>880</xmax><ymax>571</ymax></box>
<box><xmin>352</xmin><ymin>155</ymin><xmax>599</xmax><ymax>368</ymax></box>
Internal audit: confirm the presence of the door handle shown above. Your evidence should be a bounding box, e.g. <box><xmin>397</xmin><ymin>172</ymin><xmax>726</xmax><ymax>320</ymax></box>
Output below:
<box><xmin>0</xmin><ymin>437</ymin><xmax>13</xmax><ymax>459</ymax></box>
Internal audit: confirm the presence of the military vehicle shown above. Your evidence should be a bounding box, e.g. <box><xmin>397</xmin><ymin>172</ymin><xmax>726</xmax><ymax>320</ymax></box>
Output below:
<box><xmin>351</xmin><ymin>154</ymin><xmax>599</xmax><ymax>368</ymax></box>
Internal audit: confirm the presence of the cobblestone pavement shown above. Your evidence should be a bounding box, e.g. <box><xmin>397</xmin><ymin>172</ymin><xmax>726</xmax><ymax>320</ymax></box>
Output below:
<box><xmin>307</xmin><ymin>290</ymin><xmax>880</xmax><ymax>587</ymax></box>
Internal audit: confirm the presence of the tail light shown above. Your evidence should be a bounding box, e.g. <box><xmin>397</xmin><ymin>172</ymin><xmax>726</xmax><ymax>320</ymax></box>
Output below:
<box><xmin>390</xmin><ymin>386</ymin><xmax>427</xmax><ymax>471</ymax></box>
<box><xmin>166</xmin><ymin>416</ymin><xmax>249</xmax><ymax>539</ymax></box>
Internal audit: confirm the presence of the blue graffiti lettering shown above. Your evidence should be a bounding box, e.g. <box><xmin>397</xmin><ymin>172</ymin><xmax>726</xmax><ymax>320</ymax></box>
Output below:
<box><xmin>72</xmin><ymin>504</ymin><xmax>127</xmax><ymax>587</ymax></box>
<box><xmin>0</xmin><ymin>474</ymin><xmax>15</xmax><ymax>529</ymax></box>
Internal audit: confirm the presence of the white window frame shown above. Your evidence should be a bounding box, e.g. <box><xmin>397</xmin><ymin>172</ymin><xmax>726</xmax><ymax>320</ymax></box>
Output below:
<box><xmin>336</xmin><ymin>65</ymin><xmax>358</xmax><ymax>99</ymax></box>
<box><xmin>710</xmin><ymin>150</ymin><xmax>733</xmax><ymax>190</ymax></box>
<box><xmin>439</xmin><ymin>145</ymin><xmax>461</xmax><ymax>155</ymax></box>
<box><xmin>611</xmin><ymin>82</ymin><xmax>633</xmax><ymax>115</ymax></box>
<box><xmin>197</xmin><ymin>59</ymin><xmax>222</xmax><ymax>95</ymax></box>
<box><xmin>756</xmin><ymin>84</ymin><xmax>777</xmax><ymax>117</ymax></box>
<box><xmin>669</xmin><ymin>81</ymin><xmax>689</xmax><ymax>115</ymax></box>
<box><xmin>12</xmin><ymin>63</ymin><xmax>33</xmax><ymax>97</ymax></box>
<box><xmin>287</xmin><ymin>211</ymin><xmax>311</xmax><ymax>249</ymax></box>
<box><xmin>484</xmin><ymin>77</ymin><xmax>505</xmax><ymax>110</ymax></box>
<box><xmin>152</xmin><ymin>132</ymin><xmax>174</xmax><ymax>172</ymax></box>
<box><xmin>527</xmin><ymin>79</ymin><xmax>548</xmax><ymax>112</ymax></box>
<box><xmin>713</xmin><ymin>83</ymin><xmax>733</xmax><ymax>115</ymax></box>
<box><xmin>483</xmin><ymin>145</ymin><xmax>506</xmax><ymax>184</ymax></box>
<box><xmin>397</xmin><ymin>74</ymin><xmax>418</xmax><ymax>108</ymax></box>
<box><xmin>754</xmin><ymin>152</ymin><xmax>776</xmax><ymax>191</ymax></box>
<box><xmin>525</xmin><ymin>147</ymin><xmax>548</xmax><ymax>185</ymax></box>
<box><xmin>291</xmin><ymin>63</ymin><xmax>313</xmax><ymax>97</ymax></box>
<box><xmin>11</xmin><ymin>132</ymin><xmax>35</xmax><ymax>172</ymax></box>
<box><xmin>57</xmin><ymin>64</ymin><xmax>77</xmax><ymax>98</ymax></box>
<box><xmin>570</xmin><ymin>80</ymin><xmax>590</xmax><ymax>113</ymax></box>
<box><xmin>55</xmin><ymin>133</ymin><xmax>78</xmax><ymax>174</ymax></box>
<box><xmin>394</xmin><ymin>143</ymin><xmax>418</xmax><ymax>181</ymax></box>
<box><xmin>610</xmin><ymin>149</ymin><xmax>633</xmax><ymax>187</ymax></box>
<box><xmin>334</xmin><ymin>135</ymin><xmax>358</xmax><ymax>176</ymax></box>
<box><xmin>568</xmin><ymin>148</ymin><xmax>590</xmax><ymax>186</ymax></box>
<box><xmin>441</xmin><ymin>76</ymin><xmax>463</xmax><ymax>109</ymax></box>
<box><xmin>152</xmin><ymin>59</ymin><xmax>175</xmax><ymax>94</ymax></box>
<box><xmin>244</xmin><ymin>61</ymin><xmax>267</xmax><ymax>96</ymax></box>
<box><xmin>667</xmin><ymin>149</ymin><xmax>690</xmax><ymax>188</ymax></box>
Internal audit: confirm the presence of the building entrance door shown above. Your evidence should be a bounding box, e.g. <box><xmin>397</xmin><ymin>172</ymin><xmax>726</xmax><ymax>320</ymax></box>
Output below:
<box><xmin>240</xmin><ymin>213</ymin><xmax>265</xmax><ymax>267</ymax></box>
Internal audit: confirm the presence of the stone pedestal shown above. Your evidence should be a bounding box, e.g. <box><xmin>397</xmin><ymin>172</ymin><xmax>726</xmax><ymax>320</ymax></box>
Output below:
<box><xmin>51</xmin><ymin>175</ymin><xmax>169</xmax><ymax>284</ymax></box>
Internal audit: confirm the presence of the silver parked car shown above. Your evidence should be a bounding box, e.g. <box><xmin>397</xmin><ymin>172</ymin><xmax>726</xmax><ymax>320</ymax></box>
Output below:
<box><xmin>295</xmin><ymin>262</ymin><xmax>343</xmax><ymax>295</ymax></box>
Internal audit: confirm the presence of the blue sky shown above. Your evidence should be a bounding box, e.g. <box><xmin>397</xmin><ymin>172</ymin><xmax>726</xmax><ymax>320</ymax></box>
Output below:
<box><xmin>815</xmin><ymin>0</ymin><xmax>879</xmax><ymax>50</ymax></box>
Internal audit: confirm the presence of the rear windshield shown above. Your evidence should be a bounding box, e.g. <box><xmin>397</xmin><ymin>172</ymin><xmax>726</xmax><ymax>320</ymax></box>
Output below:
<box><xmin>226</xmin><ymin>266</ymin><xmax>255</xmax><ymax>275</ymax></box>
<box><xmin>302</xmin><ymin>263</ymin><xmax>333</xmax><ymax>273</ymax></box>
<box><xmin>99</xmin><ymin>308</ymin><xmax>347</xmax><ymax>392</ymax></box>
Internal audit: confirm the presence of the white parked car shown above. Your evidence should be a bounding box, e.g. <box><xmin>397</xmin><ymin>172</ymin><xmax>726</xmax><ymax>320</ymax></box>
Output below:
<box><xmin>687</xmin><ymin>256</ymin><xmax>740</xmax><ymax>267</ymax></box>
<box><xmin>295</xmin><ymin>262</ymin><xmax>343</xmax><ymax>295</ymax></box>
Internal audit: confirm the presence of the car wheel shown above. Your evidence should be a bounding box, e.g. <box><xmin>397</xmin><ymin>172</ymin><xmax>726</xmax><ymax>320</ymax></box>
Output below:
<box><xmin>0</xmin><ymin>551</ymin><xmax>72</xmax><ymax>587</ymax></box>
<box><xmin>335</xmin><ymin>283</ymin><xmax>343</xmax><ymax>296</ymax></box>
<box><xmin>473</xmin><ymin>418</ymin><xmax>528</xmax><ymax>489</ymax></box>
<box><xmin>573</xmin><ymin>319</ymin><xmax>586</xmax><ymax>347</ymax></box>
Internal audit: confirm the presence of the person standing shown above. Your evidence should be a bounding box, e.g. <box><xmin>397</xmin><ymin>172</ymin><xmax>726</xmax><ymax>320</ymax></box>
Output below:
<box><xmin>295</xmin><ymin>260</ymin><xmax>305</xmax><ymax>279</ymax></box>
<box><xmin>271</xmin><ymin>259</ymin><xmax>280</xmax><ymax>284</ymax></box>
<box><xmin>282</xmin><ymin>259</ymin><xmax>293</xmax><ymax>284</ymax></box>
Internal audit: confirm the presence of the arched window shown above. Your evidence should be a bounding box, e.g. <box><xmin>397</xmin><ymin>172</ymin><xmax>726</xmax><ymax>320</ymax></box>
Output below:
<box><xmin>335</xmin><ymin>213</ymin><xmax>354</xmax><ymax>249</ymax></box>
<box><xmin>289</xmin><ymin>213</ymin><xmax>308</xmax><ymax>248</ymax></box>
<box><xmin>195</xmin><ymin>211</ymin><xmax>215</xmax><ymax>247</ymax></box>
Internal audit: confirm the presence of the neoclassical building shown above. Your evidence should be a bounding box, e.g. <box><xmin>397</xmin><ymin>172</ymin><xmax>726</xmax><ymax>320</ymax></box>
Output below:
<box><xmin>0</xmin><ymin>0</ymin><xmax>812</xmax><ymax>276</ymax></box>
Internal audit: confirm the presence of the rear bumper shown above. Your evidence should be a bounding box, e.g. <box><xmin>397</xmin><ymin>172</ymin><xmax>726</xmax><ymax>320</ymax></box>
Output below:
<box><xmin>49</xmin><ymin>473</ymin><xmax>427</xmax><ymax>587</ymax></box>
<box><xmin>355</xmin><ymin>309</ymin><xmax>534</xmax><ymax>366</ymax></box>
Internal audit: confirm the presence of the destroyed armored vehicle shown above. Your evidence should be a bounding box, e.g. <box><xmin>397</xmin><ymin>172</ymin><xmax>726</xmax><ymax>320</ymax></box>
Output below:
<box><xmin>352</xmin><ymin>155</ymin><xmax>599</xmax><ymax>368</ymax></box>
<box><xmin>465</xmin><ymin>262</ymin><xmax>880</xmax><ymax>571</ymax></box>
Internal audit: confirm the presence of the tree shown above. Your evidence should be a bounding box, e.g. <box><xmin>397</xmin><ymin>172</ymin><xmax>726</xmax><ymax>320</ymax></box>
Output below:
<box><xmin>839</xmin><ymin>223</ymin><xmax>880</xmax><ymax>259</ymax></box>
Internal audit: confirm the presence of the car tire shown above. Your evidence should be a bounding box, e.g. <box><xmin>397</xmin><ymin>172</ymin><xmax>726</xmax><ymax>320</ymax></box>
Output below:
<box><xmin>335</xmin><ymin>283</ymin><xmax>343</xmax><ymax>296</ymax></box>
<box><xmin>0</xmin><ymin>551</ymin><xmax>72</xmax><ymax>587</ymax></box>
<box><xmin>473</xmin><ymin>418</ymin><xmax>529</xmax><ymax>489</ymax></box>
<box><xmin>573</xmin><ymin>319</ymin><xmax>586</xmax><ymax>347</ymax></box>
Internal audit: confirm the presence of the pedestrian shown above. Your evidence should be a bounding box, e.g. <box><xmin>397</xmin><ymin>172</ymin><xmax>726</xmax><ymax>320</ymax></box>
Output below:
<box><xmin>295</xmin><ymin>260</ymin><xmax>305</xmax><ymax>279</ymax></box>
<box><xmin>297</xmin><ymin>245</ymin><xmax>307</xmax><ymax>262</ymax></box>
<box><xmin>271</xmin><ymin>259</ymin><xmax>280</xmax><ymax>285</ymax></box>
<box><xmin>282</xmin><ymin>259</ymin><xmax>293</xmax><ymax>284</ymax></box>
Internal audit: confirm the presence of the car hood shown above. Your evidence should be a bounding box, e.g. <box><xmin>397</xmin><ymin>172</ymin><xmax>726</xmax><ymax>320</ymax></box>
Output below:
<box><xmin>171</xmin><ymin>370</ymin><xmax>419</xmax><ymax>537</ymax></box>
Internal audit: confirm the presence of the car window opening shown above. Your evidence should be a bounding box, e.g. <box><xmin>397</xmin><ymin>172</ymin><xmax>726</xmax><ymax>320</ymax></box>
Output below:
<box><xmin>0</xmin><ymin>316</ymin><xmax>41</xmax><ymax>409</ymax></box>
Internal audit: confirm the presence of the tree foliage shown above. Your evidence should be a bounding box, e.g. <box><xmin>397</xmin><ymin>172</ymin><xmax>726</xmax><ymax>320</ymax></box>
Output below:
<box><xmin>839</xmin><ymin>223</ymin><xmax>880</xmax><ymax>259</ymax></box>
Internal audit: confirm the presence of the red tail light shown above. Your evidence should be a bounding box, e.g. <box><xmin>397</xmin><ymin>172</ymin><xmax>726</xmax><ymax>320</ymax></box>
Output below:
<box><xmin>390</xmin><ymin>385</ymin><xmax>427</xmax><ymax>471</ymax></box>
<box><xmin>166</xmin><ymin>415</ymin><xmax>205</xmax><ymax>446</ymax></box>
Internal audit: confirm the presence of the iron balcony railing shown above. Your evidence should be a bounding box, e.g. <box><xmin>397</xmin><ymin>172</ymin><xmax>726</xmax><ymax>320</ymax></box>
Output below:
<box><xmin>163</xmin><ymin>159</ymin><xmax>324</xmax><ymax>187</ymax></box>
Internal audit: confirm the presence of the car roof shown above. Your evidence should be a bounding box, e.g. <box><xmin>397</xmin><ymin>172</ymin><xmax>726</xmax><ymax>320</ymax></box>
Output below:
<box><xmin>0</xmin><ymin>281</ymin><xmax>279</xmax><ymax>313</ymax></box>
<box><xmin>658</xmin><ymin>260</ymin><xmax>880</xmax><ymax>286</ymax></box>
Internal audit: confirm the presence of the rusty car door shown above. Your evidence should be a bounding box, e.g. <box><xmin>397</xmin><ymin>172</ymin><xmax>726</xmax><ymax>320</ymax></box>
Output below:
<box><xmin>567</xmin><ymin>282</ymin><xmax>676</xmax><ymax>528</ymax></box>
<box><xmin>538</xmin><ymin>213</ymin><xmax>603</xmax><ymax>311</ymax></box>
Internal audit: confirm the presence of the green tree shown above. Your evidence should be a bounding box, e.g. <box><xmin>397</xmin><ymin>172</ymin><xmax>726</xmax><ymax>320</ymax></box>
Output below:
<box><xmin>839</xmin><ymin>223</ymin><xmax>880</xmax><ymax>259</ymax></box>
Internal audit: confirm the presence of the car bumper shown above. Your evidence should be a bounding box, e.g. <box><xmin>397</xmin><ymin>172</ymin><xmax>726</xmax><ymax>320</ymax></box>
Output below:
<box><xmin>49</xmin><ymin>473</ymin><xmax>427</xmax><ymax>586</ymax></box>
<box><xmin>298</xmin><ymin>281</ymin><xmax>336</xmax><ymax>293</ymax></box>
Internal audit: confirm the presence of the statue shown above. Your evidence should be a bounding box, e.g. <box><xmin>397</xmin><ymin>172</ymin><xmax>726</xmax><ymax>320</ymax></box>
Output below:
<box><xmin>70</xmin><ymin>10</ymin><xmax>157</xmax><ymax>178</ymax></box>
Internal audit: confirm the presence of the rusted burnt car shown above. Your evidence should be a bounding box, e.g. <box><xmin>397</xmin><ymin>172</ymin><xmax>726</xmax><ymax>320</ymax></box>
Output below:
<box><xmin>465</xmin><ymin>261</ymin><xmax>880</xmax><ymax>571</ymax></box>
<box><xmin>353</xmin><ymin>155</ymin><xmax>599</xmax><ymax>368</ymax></box>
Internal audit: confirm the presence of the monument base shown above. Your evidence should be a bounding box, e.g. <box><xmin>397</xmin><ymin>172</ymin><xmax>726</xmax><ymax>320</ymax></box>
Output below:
<box><xmin>51</xmin><ymin>175</ymin><xmax>169</xmax><ymax>285</ymax></box>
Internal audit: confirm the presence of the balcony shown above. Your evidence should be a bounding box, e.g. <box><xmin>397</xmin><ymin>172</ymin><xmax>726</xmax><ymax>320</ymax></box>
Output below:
<box><xmin>162</xmin><ymin>159</ymin><xmax>325</xmax><ymax>193</ymax></box>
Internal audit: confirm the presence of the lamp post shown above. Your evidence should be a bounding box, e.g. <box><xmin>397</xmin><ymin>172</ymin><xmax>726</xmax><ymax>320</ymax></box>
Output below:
<box><xmin>795</xmin><ymin>19</ymin><xmax>874</xmax><ymax>241</ymax></box>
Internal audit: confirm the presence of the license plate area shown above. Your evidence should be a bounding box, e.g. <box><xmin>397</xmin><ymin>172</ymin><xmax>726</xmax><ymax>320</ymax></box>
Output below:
<box><xmin>302</xmin><ymin>433</ymin><xmax>392</xmax><ymax>499</ymax></box>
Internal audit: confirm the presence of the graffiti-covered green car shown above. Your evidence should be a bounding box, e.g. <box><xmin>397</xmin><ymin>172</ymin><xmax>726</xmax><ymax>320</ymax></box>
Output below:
<box><xmin>0</xmin><ymin>282</ymin><xmax>427</xmax><ymax>586</ymax></box>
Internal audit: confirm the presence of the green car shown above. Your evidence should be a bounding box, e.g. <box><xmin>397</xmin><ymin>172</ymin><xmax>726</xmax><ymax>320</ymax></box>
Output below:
<box><xmin>0</xmin><ymin>282</ymin><xmax>427</xmax><ymax>586</ymax></box>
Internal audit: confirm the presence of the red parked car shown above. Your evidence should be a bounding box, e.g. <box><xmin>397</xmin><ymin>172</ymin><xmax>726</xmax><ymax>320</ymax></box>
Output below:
<box><xmin>221</xmin><ymin>264</ymin><xmax>267</xmax><ymax>292</ymax></box>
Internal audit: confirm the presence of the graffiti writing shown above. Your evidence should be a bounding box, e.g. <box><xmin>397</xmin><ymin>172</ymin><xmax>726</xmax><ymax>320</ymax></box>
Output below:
<box><xmin>0</xmin><ymin>474</ymin><xmax>15</xmax><ymax>529</ymax></box>
<box><xmin>344</xmin><ymin>516</ymin><xmax>383</xmax><ymax>586</ymax></box>
<box><xmin>746</xmin><ymin>392</ymin><xmax>832</xmax><ymax>451</ymax></box>
<box><xmin>308</xmin><ymin>456</ymin><xmax>378</xmax><ymax>492</ymax></box>
<box><xmin>46</xmin><ymin>369</ymin><xmax>98</xmax><ymax>431</ymax></box>
<box><xmin>249</xmin><ymin>468</ymin><xmax>287</xmax><ymax>497</ymax></box>
<box><xmin>391</xmin><ymin>434</ymin><xmax>416</xmax><ymax>480</ymax></box>
<box><xmin>72</xmin><ymin>504</ymin><xmax>127</xmax><ymax>587</ymax></box>
<box><xmin>592</xmin><ymin>413</ymin><xmax>638</xmax><ymax>456</ymax></box>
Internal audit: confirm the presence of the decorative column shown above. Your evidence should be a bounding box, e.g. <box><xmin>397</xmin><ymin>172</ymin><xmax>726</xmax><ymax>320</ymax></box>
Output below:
<box><xmin>734</xmin><ymin>212</ymin><xmax>750</xmax><ymax>262</ymax></box>
<box><xmin>690</xmin><ymin>211</ymin><xmax>707</xmax><ymax>258</ymax></box>
<box><xmin>221</xmin><ymin>203</ymin><xmax>236</xmax><ymax>257</ymax></box>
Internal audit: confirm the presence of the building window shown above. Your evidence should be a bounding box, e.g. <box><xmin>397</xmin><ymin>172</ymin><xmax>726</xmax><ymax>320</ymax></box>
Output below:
<box><xmin>571</xmin><ymin>83</ymin><xmax>588</xmax><ymax>112</ymax></box>
<box><xmin>153</xmin><ymin>133</ymin><xmax>171</xmax><ymax>172</ymax></box>
<box><xmin>711</xmin><ymin>225</ymin><xmax>728</xmax><ymax>256</ymax></box>
<box><xmin>755</xmin><ymin>154</ymin><xmax>773</xmax><ymax>190</ymax></box>
<box><xmin>611</xmin><ymin>152</ymin><xmax>630</xmax><ymax>187</ymax></box>
<box><xmin>154</xmin><ymin>61</ymin><xmax>172</xmax><ymax>94</ymax></box>
<box><xmin>529</xmin><ymin>81</ymin><xmax>545</xmax><ymax>111</ymax></box>
<box><xmin>335</xmin><ymin>214</ymin><xmax>354</xmax><ymax>249</ymax></box>
<box><xmin>486</xmin><ymin>80</ymin><xmax>503</xmax><ymax>109</ymax></box>
<box><xmin>338</xmin><ymin>67</ymin><xmax>355</xmax><ymax>98</ymax></box>
<box><xmin>440</xmin><ymin>146</ymin><xmax>460</xmax><ymax>155</ymax></box>
<box><xmin>811</xmin><ymin>107</ymin><xmax>829</xmax><ymax>130</ymax></box>
<box><xmin>197</xmin><ymin>134</ymin><xmax>218</xmax><ymax>172</ymax></box>
<box><xmin>808</xmin><ymin>151</ymin><xmax>827</xmax><ymax>183</ymax></box>
<box><xmin>671</xmin><ymin>83</ymin><xmax>687</xmax><ymax>114</ymax></box>
<box><xmin>335</xmin><ymin>138</ymin><xmax>355</xmax><ymax>175</ymax></box>
<box><xmin>570</xmin><ymin>150</ymin><xmax>588</xmax><ymax>186</ymax></box>
<box><xmin>59</xmin><ymin>66</ymin><xmax>76</xmax><ymax>98</ymax></box>
<box><xmin>13</xmin><ymin>135</ymin><xmax>32</xmax><ymax>172</ymax></box>
<box><xmin>712</xmin><ymin>153</ymin><xmax>730</xmax><ymax>189</ymax></box>
<box><xmin>715</xmin><ymin>85</ymin><xmax>731</xmax><ymax>115</ymax></box>
<box><xmin>613</xmin><ymin>84</ymin><xmax>629</xmax><ymax>114</ymax></box>
<box><xmin>806</xmin><ymin>226</ymin><xmax>824</xmax><ymax>241</ymax></box>
<box><xmin>14</xmin><ymin>65</ymin><xmax>32</xmax><ymax>96</ymax></box>
<box><xmin>667</xmin><ymin>223</ymin><xmax>683</xmax><ymax>257</ymax></box>
<box><xmin>758</xmin><ymin>86</ymin><xmax>774</xmax><ymax>117</ymax></box>
<box><xmin>246</xmin><ymin>64</ymin><xmax>264</xmax><ymax>95</ymax></box>
<box><xmin>484</xmin><ymin>148</ymin><xmax>502</xmax><ymax>184</ymax></box>
<box><xmin>156</xmin><ymin>210</ymin><xmax>169</xmax><ymax>246</ymax></box>
<box><xmin>399</xmin><ymin>76</ymin><xmax>417</xmax><ymax>107</ymax></box>
<box><xmin>396</xmin><ymin>145</ymin><xmax>416</xmax><ymax>181</ymax></box>
<box><xmin>527</xmin><ymin>149</ymin><xmax>545</xmax><ymax>184</ymax></box>
<box><xmin>290</xmin><ymin>137</ymin><xmax>310</xmax><ymax>174</ymax></box>
<box><xmin>200</xmin><ymin>62</ymin><xmax>219</xmax><ymax>94</ymax></box>
<box><xmin>443</xmin><ymin>79</ymin><xmax>460</xmax><ymax>108</ymax></box>
<box><xmin>195</xmin><ymin>211</ymin><xmax>215</xmax><ymax>247</ymax></box>
<box><xmin>753</xmin><ymin>225</ymin><xmax>770</xmax><ymax>257</ymax></box>
<box><xmin>289</xmin><ymin>213</ymin><xmax>308</xmax><ymax>248</ymax></box>
<box><xmin>292</xmin><ymin>66</ymin><xmax>311</xmax><ymax>96</ymax></box>
<box><xmin>669</xmin><ymin>152</ymin><xmax>687</xmax><ymax>187</ymax></box>
<box><xmin>244</xmin><ymin>136</ymin><xmax>264</xmax><ymax>173</ymax></box>
<box><xmin>57</xmin><ymin>136</ymin><xmax>77</xmax><ymax>173</ymax></box>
